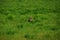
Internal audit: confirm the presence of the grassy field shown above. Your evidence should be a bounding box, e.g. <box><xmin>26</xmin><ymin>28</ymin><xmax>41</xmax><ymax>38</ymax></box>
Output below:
<box><xmin>0</xmin><ymin>0</ymin><xmax>60</xmax><ymax>40</ymax></box>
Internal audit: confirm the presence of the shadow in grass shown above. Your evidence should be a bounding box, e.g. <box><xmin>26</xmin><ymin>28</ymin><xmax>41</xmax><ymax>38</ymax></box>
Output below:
<box><xmin>17</xmin><ymin>25</ymin><xmax>23</xmax><ymax>29</ymax></box>
<box><xmin>7</xmin><ymin>16</ymin><xmax>14</xmax><ymax>20</ymax></box>
<box><xmin>0</xmin><ymin>9</ymin><xmax>9</xmax><ymax>15</ymax></box>
<box><xmin>0</xmin><ymin>31</ymin><xmax>17</xmax><ymax>35</ymax></box>
<box><xmin>50</xmin><ymin>27</ymin><xmax>60</xmax><ymax>31</ymax></box>
<box><xmin>24</xmin><ymin>34</ymin><xmax>34</xmax><ymax>39</ymax></box>
<box><xmin>6</xmin><ymin>31</ymin><xmax>17</xmax><ymax>35</ymax></box>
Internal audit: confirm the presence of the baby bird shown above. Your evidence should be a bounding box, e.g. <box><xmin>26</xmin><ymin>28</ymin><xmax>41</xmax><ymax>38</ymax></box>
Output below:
<box><xmin>28</xmin><ymin>16</ymin><xmax>33</xmax><ymax>22</ymax></box>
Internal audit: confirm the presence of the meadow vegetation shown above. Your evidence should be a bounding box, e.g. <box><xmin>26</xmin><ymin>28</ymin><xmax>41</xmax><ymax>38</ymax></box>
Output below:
<box><xmin>0</xmin><ymin>0</ymin><xmax>60</xmax><ymax>40</ymax></box>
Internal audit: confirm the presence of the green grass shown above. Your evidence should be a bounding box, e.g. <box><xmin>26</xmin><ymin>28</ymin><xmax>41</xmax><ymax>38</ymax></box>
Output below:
<box><xmin>0</xmin><ymin>0</ymin><xmax>60</xmax><ymax>40</ymax></box>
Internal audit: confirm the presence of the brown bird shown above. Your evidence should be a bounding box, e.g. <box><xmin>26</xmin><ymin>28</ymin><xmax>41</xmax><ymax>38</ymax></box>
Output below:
<box><xmin>28</xmin><ymin>16</ymin><xmax>33</xmax><ymax>22</ymax></box>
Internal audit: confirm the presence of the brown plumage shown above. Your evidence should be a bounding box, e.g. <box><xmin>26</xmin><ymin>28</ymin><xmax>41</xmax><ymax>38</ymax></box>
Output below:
<box><xmin>28</xmin><ymin>16</ymin><xmax>33</xmax><ymax>22</ymax></box>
